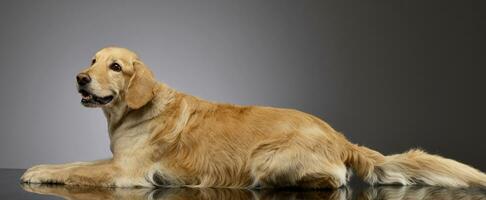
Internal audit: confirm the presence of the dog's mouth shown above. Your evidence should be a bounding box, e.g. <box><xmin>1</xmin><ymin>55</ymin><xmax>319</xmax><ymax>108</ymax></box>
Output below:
<box><xmin>78</xmin><ymin>89</ymin><xmax>114</xmax><ymax>107</ymax></box>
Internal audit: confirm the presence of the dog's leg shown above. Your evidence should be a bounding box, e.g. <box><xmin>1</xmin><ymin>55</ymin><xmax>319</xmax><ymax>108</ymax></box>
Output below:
<box><xmin>22</xmin><ymin>160</ymin><xmax>106</xmax><ymax>172</ymax></box>
<box><xmin>249</xmin><ymin>134</ymin><xmax>348</xmax><ymax>189</ymax></box>
<box><xmin>21</xmin><ymin>159</ymin><xmax>123</xmax><ymax>187</ymax></box>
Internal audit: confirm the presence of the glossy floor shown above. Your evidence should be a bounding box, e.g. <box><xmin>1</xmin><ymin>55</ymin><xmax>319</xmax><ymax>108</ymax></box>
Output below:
<box><xmin>1</xmin><ymin>169</ymin><xmax>485</xmax><ymax>200</ymax></box>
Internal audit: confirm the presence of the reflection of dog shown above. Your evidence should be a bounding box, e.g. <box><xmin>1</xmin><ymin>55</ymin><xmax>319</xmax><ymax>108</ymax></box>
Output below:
<box><xmin>21</xmin><ymin>47</ymin><xmax>486</xmax><ymax>188</ymax></box>
<box><xmin>21</xmin><ymin>184</ymin><xmax>486</xmax><ymax>200</ymax></box>
<box><xmin>359</xmin><ymin>186</ymin><xmax>486</xmax><ymax>200</ymax></box>
<box><xmin>22</xmin><ymin>184</ymin><xmax>351</xmax><ymax>200</ymax></box>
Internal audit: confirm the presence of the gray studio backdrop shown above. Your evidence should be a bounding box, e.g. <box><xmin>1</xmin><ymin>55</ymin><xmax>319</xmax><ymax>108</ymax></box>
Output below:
<box><xmin>0</xmin><ymin>1</ymin><xmax>484</xmax><ymax>170</ymax></box>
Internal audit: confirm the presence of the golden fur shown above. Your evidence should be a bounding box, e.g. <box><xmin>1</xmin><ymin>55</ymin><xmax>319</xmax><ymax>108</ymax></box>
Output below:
<box><xmin>21</xmin><ymin>47</ymin><xmax>486</xmax><ymax>189</ymax></box>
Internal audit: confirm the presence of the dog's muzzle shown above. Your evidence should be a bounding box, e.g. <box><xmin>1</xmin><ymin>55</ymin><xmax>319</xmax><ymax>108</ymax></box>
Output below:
<box><xmin>76</xmin><ymin>73</ymin><xmax>114</xmax><ymax>106</ymax></box>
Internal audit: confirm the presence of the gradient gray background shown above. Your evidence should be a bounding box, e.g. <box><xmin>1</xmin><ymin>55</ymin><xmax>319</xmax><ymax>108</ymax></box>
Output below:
<box><xmin>0</xmin><ymin>0</ymin><xmax>484</xmax><ymax>170</ymax></box>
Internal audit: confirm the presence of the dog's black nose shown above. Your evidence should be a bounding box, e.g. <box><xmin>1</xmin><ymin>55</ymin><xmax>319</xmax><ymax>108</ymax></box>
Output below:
<box><xmin>76</xmin><ymin>73</ymin><xmax>91</xmax><ymax>86</ymax></box>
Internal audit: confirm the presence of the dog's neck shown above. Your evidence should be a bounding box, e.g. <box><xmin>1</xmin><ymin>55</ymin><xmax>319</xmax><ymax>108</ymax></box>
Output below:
<box><xmin>102</xmin><ymin>83</ymin><xmax>177</xmax><ymax>154</ymax></box>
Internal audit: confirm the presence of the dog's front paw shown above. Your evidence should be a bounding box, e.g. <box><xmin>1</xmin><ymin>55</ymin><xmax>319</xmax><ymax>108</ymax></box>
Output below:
<box><xmin>21</xmin><ymin>165</ymin><xmax>66</xmax><ymax>184</ymax></box>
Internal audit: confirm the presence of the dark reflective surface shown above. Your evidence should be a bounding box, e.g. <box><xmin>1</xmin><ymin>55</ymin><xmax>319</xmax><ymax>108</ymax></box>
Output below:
<box><xmin>2</xmin><ymin>169</ymin><xmax>485</xmax><ymax>200</ymax></box>
<box><xmin>20</xmin><ymin>185</ymin><xmax>486</xmax><ymax>200</ymax></box>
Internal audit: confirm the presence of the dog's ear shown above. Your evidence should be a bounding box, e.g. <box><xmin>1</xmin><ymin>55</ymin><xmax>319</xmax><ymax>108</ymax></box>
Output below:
<box><xmin>125</xmin><ymin>59</ymin><xmax>156</xmax><ymax>109</ymax></box>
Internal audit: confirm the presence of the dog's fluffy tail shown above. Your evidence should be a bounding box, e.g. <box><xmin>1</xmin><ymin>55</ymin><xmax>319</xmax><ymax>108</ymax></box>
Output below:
<box><xmin>343</xmin><ymin>144</ymin><xmax>486</xmax><ymax>187</ymax></box>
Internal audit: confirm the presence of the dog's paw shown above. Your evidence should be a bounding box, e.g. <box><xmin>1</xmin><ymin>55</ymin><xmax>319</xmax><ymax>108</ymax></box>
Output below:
<box><xmin>21</xmin><ymin>183</ymin><xmax>67</xmax><ymax>195</ymax></box>
<box><xmin>21</xmin><ymin>165</ymin><xmax>66</xmax><ymax>184</ymax></box>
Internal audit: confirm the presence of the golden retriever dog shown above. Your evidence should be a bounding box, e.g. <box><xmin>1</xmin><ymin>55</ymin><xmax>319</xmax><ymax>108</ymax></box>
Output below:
<box><xmin>21</xmin><ymin>47</ymin><xmax>486</xmax><ymax>189</ymax></box>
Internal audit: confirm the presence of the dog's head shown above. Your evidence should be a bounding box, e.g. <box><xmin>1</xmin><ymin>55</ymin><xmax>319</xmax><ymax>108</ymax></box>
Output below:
<box><xmin>76</xmin><ymin>47</ymin><xmax>157</xmax><ymax>109</ymax></box>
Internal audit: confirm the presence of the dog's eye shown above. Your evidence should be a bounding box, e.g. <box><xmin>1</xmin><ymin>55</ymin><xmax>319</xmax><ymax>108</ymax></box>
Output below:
<box><xmin>91</xmin><ymin>59</ymin><xmax>96</xmax><ymax>65</ymax></box>
<box><xmin>109</xmin><ymin>63</ymin><xmax>122</xmax><ymax>72</ymax></box>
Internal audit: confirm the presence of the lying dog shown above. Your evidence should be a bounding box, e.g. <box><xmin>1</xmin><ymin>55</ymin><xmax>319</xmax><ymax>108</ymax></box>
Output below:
<box><xmin>21</xmin><ymin>47</ymin><xmax>486</xmax><ymax>188</ymax></box>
